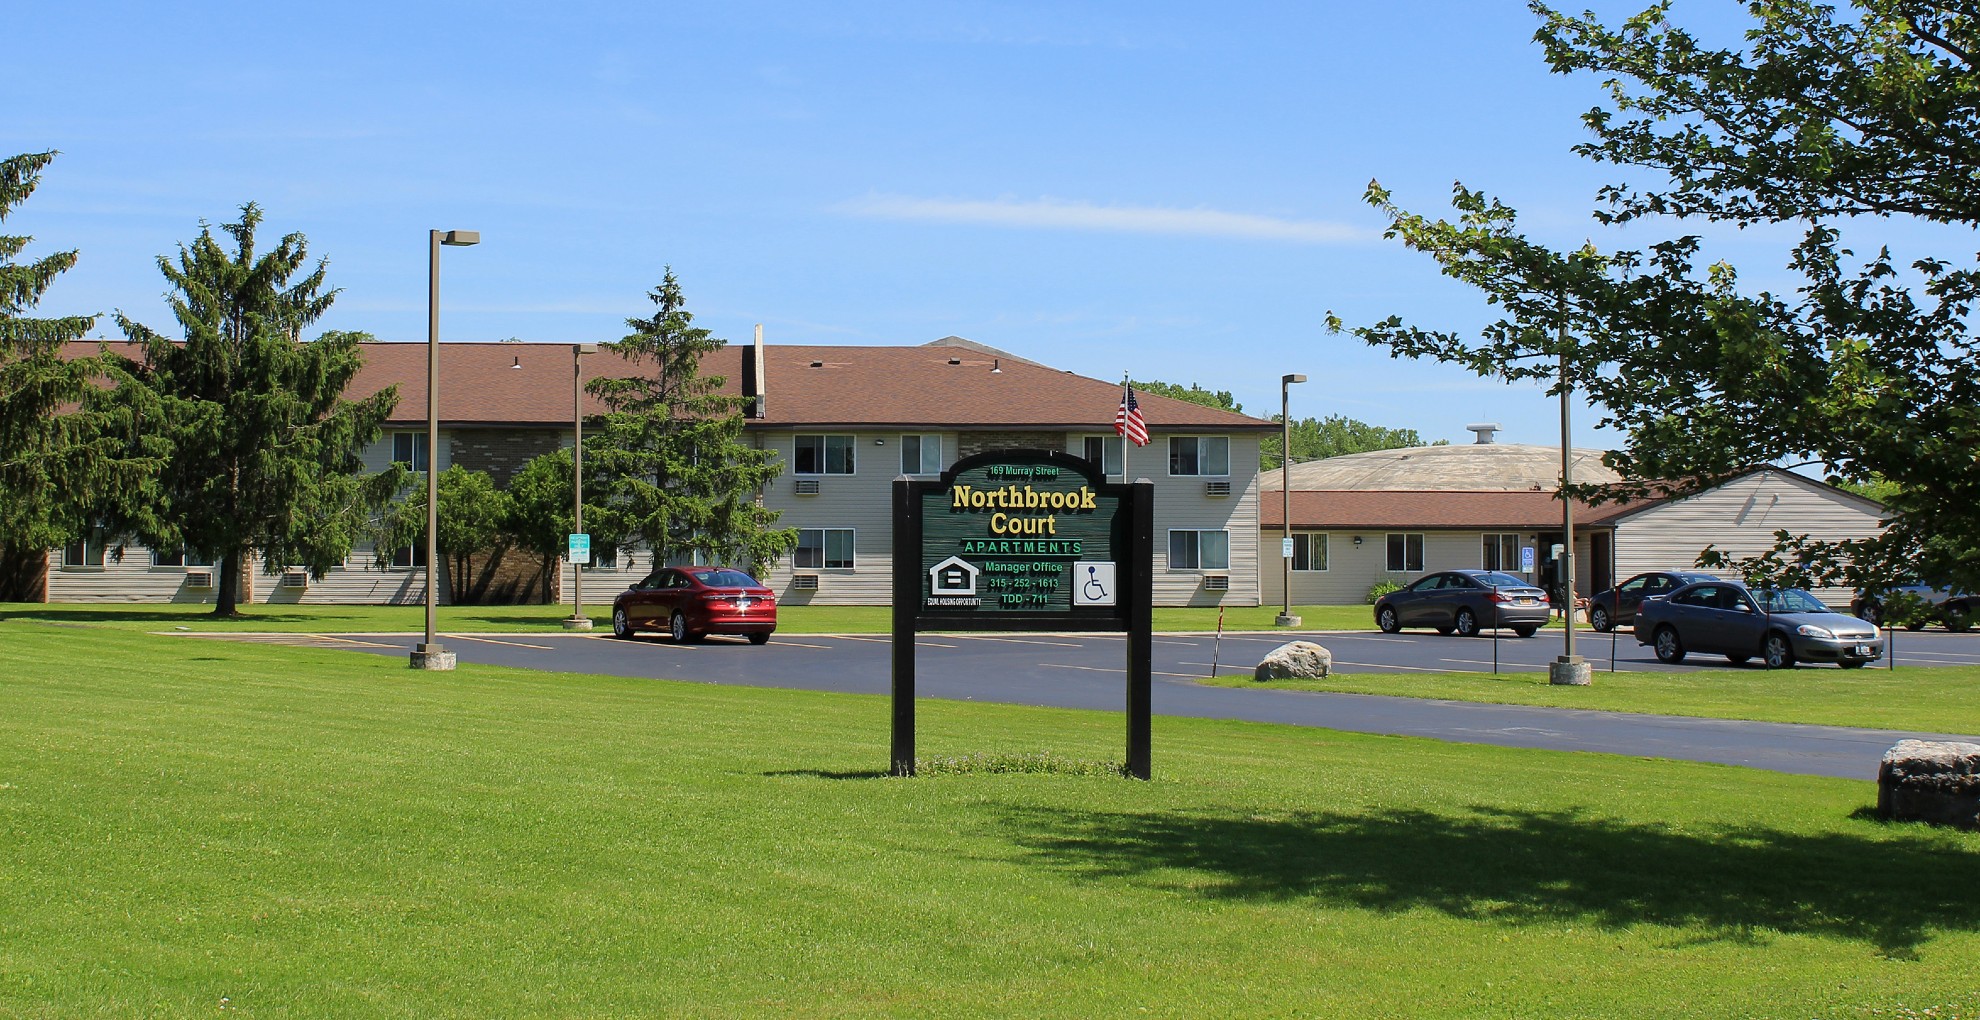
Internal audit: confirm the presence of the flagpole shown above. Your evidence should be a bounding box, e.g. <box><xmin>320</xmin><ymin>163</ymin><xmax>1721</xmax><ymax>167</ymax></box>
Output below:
<box><xmin>1120</xmin><ymin>374</ymin><xmax>1131</xmax><ymax>481</ymax></box>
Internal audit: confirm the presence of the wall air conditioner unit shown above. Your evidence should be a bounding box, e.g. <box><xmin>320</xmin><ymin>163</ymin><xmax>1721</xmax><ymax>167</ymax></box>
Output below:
<box><xmin>792</xmin><ymin>574</ymin><xmax>819</xmax><ymax>590</ymax></box>
<box><xmin>1202</xmin><ymin>575</ymin><xmax>1230</xmax><ymax>591</ymax></box>
<box><xmin>1204</xmin><ymin>480</ymin><xmax>1231</xmax><ymax>497</ymax></box>
<box><xmin>794</xmin><ymin>479</ymin><xmax>822</xmax><ymax>495</ymax></box>
<box><xmin>280</xmin><ymin>569</ymin><xmax>309</xmax><ymax>589</ymax></box>
<box><xmin>184</xmin><ymin>570</ymin><xmax>215</xmax><ymax>589</ymax></box>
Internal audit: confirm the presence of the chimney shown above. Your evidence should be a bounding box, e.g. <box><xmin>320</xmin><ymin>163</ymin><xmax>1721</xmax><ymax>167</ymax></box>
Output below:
<box><xmin>750</xmin><ymin>324</ymin><xmax>766</xmax><ymax>419</ymax></box>
<box><xmin>1466</xmin><ymin>422</ymin><xmax>1501</xmax><ymax>445</ymax></box>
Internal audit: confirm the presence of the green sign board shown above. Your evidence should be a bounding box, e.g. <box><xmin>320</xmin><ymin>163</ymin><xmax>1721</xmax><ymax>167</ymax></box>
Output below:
<box><xmin>918</xmin><ymin>458</ymin><xmax>1126</xmax><ymax>616</ymax></box>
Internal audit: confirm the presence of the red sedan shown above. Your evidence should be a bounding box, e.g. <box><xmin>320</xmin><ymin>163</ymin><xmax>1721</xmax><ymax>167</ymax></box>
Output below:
<box><xmin>611</xmin><ymin>566</ymin><xmax>777</xmax><ymax>644</ymax></box>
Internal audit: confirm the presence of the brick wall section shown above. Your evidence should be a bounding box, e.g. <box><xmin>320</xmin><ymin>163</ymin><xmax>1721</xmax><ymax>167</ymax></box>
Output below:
<box><xmin>463</xmin><ymin>547</ymin><xmax>557</xmax><ymax>605</ymax></box>
<box><xmin>449</xmin><ymin>429</ymin><xmax>565</xmax><ymax>486</ymax></box>
<box><xmin>957</xmin><ymin>431</ymin><xmax>1066</xmax><ymax>459</ymax></box>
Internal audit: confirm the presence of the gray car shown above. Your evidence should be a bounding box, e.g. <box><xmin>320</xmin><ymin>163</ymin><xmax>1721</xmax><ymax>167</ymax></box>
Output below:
<box><xmin>1374</xmin><ymin>569</ymin><xmax>1552</xmax><ymax>638</ymax></box>
<box><xmin>1634</xmin><ymin>581</ymin><xmax>1883</xmax><ymax>668</ymax></box>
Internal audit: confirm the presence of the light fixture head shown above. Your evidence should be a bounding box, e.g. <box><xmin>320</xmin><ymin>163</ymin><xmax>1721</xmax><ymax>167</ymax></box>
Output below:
<box><xmin>1353</xmin><ymin>535</ymin><xmax>1363</xmax><ymax>546</ymax></box>
<box><xmin>1283</xmin><ymin>373</ymin><xmax>1308</xmax><ymax>385</ymax></box>
<box><xmin>440</xmin><ymin>230</ymin><xmax>480</xmax><ymax>246</ymax></box>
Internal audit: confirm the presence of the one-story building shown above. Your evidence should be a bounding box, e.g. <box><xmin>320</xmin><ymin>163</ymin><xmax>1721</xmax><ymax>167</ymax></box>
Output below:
<box><xmin>1258</xmin><ymin>434</ymin><xmax>1887</xmax><ymax>606</ymax></box>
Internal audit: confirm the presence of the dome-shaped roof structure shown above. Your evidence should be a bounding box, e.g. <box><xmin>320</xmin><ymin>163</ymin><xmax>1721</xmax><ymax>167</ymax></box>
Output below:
<box><xmin>1260</xmin><ymin>443</ymin><xmax>1621</xmax><ymax>492</ymax></box>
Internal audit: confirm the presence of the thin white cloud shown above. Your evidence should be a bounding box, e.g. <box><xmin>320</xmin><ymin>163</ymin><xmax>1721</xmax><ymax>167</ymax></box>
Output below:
<box><xmin>835</xmin><ymin>193</ymin><xmax>1373</xmax><ymax>244</ymax></box>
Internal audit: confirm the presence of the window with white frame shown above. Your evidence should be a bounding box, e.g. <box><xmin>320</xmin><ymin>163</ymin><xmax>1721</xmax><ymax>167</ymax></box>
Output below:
<box><xmin>389</xmin><ymin>545</ymin><xmax>428</xmax><ymax>569</ymax></box>
<box><xmin>62</xmin><ymin>528</ymin><xmax>108</xmax><ymax>568</ymax></box>
<box><xmin>391</xmin><ymin>432</ymin><xmax>429</xmax><ymax>472</ymax></box>
<box><xmin>1167</xmin><ymin>436</ymin><xmax>1229</xmax><ymax>476</ymax></box>
<box><xmin>1081</xmin><ymin>435</ymin><xmax>1122</xmax><ymax>475</ymax></box>
<box><xmin>1169</xmin><ymin>529</ymin><xmax>1230</xmax><ymax>571</ymax></box>
<box><xmin>794</xmin><ymin>528</ymin><xmax>855</xmax><ymax>569</ymax></box>
<box><xmin>152</xmin><ymin>547</ymin><xmax>215</xmax><ymax>568</ymax></box>
<box><xmin>1481</xmin><ymin>533</ymin><xmax>1522</xmax><ymax>572</ymax></box>
<box><xmin>794</xmin><ymin>435</ymin><xmax>856</xmax><ymax>475</ymax></box>
<box><xmin>1291</xmin><ymin>533</ymin><xmax>1329</xmax><ymax>571</ymax></box>
<box><xmin>901</xmin><ymin>434</ymin><xmax>943</xmax><ymax>475</ymax></box>
<box><xmin>1386</xmin><ymin>533</ymin><xmax>1425</xmax><ymax>573</ymax></box>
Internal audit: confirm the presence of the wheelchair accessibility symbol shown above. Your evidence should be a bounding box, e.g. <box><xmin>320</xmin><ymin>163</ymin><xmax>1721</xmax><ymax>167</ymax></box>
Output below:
<box><xmin>1072</xmin><ymin>561</ymin><xmax>1116</xmax><ymax>607</ymax></box>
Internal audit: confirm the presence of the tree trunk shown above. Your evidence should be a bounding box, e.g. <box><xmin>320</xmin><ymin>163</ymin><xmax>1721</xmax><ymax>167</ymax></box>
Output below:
<box><xmin>214</xmin><ymin>551</ymin><xmax>241</xmax><ymax>617</ymax></box>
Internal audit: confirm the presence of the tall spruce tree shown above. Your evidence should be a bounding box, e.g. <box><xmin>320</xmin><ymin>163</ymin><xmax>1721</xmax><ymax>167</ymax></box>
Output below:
<box><xmin>585</xmin><ymin>269</ymin><xmax>795</xmax><ymax>574</ymax></box>
<box><xmin>111</xmin><ymin>203</ymin><xmax>398</xmax><ymax>616</ymax></box>
<box><xmin>0</xmin><ymin>152</ymin><xmax>158</xmax><ymax>598</ymax></box>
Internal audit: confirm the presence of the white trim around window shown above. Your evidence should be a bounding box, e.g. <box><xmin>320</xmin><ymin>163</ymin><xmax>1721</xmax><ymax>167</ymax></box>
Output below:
<box><xmin>1385</xmin><ymin>533</ymin><xmax>1425</xmax><ymax>573</ymax></box>
<box><xmin>391</xmin><ymin>431</ymin><xmax>430</xmax><ymax>472</ymax></box>
<box><xmin>1080</xmin><ymin>434</ymin><xmax>1122</xmax><ymax>476</ymax></box>
<box><xmin>1291</xmin><ymin>533</ymin><xmax>1328</xmax><ymax>572</ymax></box>
<box><xmin>1167</xmin><ymin>529</ymin><xmax>1230</xmax><ymax>571</ymax></box>
<box><xmin>1481</xmin><ymin>533</ymin><xmax>1522</xmax><ymax>572</ymax></box>
<box><xmin>900</xmin><ymin>434</ymin><xmax>943</xmax><ymax>476</ymax></box>
<box><xmin>794</xmin><ymin>435</ymin><xmax>857</xmax><ymax>476</ymax></box>
<box><xmin>1166</xmin><ymin>435</ymin><xmax>1230</xmax><ymax>477</ymax></box>
<box><xmin>794</xmin><ymin>528</ymin><xmax>856</xmax><ymax>570</ymax></box>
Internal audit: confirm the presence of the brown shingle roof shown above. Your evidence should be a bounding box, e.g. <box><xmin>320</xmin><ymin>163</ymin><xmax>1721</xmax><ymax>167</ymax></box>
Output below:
<box><xmin>1260</xmin><ymin>490</ymin><xmax>1652</xmax><ymax>530</ymax></box>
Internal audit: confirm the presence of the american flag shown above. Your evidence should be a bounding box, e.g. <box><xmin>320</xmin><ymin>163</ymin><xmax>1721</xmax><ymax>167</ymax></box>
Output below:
<box><xmin>1115</xmin><ymin>382</ymin><xmax>1149</xmax><ymax>447</ymax></box>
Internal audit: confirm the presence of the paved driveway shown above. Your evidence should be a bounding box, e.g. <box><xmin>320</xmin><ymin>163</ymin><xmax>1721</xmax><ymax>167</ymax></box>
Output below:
<box><xmin>239</xmin><ymin>627</ymin><xmax>1980</xmax><ymax>781</ymax></box>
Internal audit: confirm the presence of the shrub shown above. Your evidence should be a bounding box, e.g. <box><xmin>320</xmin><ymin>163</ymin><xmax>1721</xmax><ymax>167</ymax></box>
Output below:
<box><xmin>1367</xmin><ymin>580</ymin><xmax>1404</xmax><ymax>604</ymax></box>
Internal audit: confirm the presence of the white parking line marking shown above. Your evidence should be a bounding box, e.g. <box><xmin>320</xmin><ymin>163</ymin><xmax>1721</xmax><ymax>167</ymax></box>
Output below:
<box><xmin>1043</xmin><ymin>663</ymin><xmax>1201</xmax><ymax>679</ymax></box>
<box><xmin>444</xmin><ymin>634</ymin><xmax>557</xmax><ymax>651</ymax></box>
<box><xmin>768</xmin><ymin>639</ymin><xmax>836</xmax><ymax>650</ymax></box>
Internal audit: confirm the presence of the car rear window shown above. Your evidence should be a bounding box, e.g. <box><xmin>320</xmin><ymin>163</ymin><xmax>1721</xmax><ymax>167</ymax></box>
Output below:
<box><xmin>1476</xmin><ymin>572</ymin><xmax>1528</xmax><ymax>588</ymax></box>
<box><xmin>697</xmin><ymin>570</ymin><xmax>761</xmax><ymax>588</ymax></box>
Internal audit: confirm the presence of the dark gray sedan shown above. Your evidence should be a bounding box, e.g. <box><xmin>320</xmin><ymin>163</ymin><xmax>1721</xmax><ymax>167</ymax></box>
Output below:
<box><xmin>1374</xmin><ymin>570</ymin><xmax>1552</xmax><ymax>638</ymax></box>
<box><xmin>1634</xmin><ymin>581</ymin><xmax>1883</xmax><ymax>668</ymax></box>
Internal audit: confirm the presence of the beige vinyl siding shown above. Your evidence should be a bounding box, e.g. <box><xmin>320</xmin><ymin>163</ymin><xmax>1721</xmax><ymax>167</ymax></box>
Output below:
<box><xmin>1144</xmin><ymin>434</ymin><xmax>1263</xmax><ymax>607</ymax></box>
<box><xmin>46</xmin><ymin>544</ymin><xmax>224</xmax><ymax>603</ymax></box>
<box><xmin>1265</xmin><ymin>530</ymin><xmax>1562</xmax><ymax>606</ymax></box>
<box><xmin>756</xmin><ymin>431</ymin><xmax>935</xmax><ymax>605</ymax></box>
<box><xmin>1610</xmin><ymin>470</ymin><xmax>1884</xmax><ymax>604</ymax></box>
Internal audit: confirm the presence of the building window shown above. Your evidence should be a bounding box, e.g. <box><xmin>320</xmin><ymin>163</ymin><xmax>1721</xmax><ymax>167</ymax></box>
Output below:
<box><xmin>391</xmin><ymin>432</ymin><xmax>429</xmax><ymax>472</ymax></box>
<box><xmin>1081</xmin><ymin>435</ymin><xmax>1122</xmax><ymax>475</ymax></box>
<box><xmin>62</xmin><ymin>528</ymin><xmax>108</xmax><ymax>568</ymax></box>
<box><xmin>591</xmin><ymin>545</ymin><xmax>621</xmax><ymax>569</ymax></box>
<box><xmin>389</xmin><ymin>545</ymin><xmax>428</xmax><ymax>569</ymax></box>
<box><xmin>901</xmin><ymin>434</ymin><xmax>943</xmax><ymax>475</ymax></box>
<box><xmin>1291</xmin><ymin>533</ymin><xmax>1328</xmax><ymax>572</ymax></box>
<box><xmin>794</xmin><ymin>435</ymin><xmax>856</xmax><ymax>475</ymax></box>
<box><xmin>1386</xmin><ymin>533</ymin><xmax>1425</xmax><ymax>573</ymax></box>
<box><xmin>1481</xmin><ymin>533</ymin><xmax>1522</xmax><ymax>572</ymax></box>
<box><xmin>1169</xmin><ymin>529</ymin><xmax>1230</xmax><ymax>571</ymax></box>
<box><xmin>1168</xmin><ymin>436</ymin><xmax>1229</xmax><ymax>477</ymax></box>
<box><xmin>152</xmin><ymin>547</ymin><xmax>215</xmax><ymax>568</ymax></box>
<box><xmin>794</xmin><ymin>528</ymin><xmax>855</xmax><ymax>569</ymax></box>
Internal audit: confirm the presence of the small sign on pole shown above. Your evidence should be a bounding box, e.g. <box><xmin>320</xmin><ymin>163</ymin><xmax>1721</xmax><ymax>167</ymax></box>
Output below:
<box><xmin>568</xmin><ymin>533</ymin><xmax>591</xmax><ymax>565</ymax></box>
<box><xmin>1520</xmin><ymin>546</ymin><xmax>1536</xmax><ymax>572</ymax></box>
<box><xmin>1281</xmin><ymin>536</ymin><xmax>1295</xmax><ymax>559</ymax></box>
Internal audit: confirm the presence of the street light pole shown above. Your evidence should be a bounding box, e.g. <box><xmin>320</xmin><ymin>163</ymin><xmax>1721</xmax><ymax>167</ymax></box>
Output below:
<box><xmin>1551</xmin><ymin>306</ymin><xmax>1591</xmax><ymax>686</ymax></box>
<box><xmin>1276</xmin><ymin>373</ymin><xmax>1307</xmax><ymax>627</ymax></box>
<box><xmin>564</xmin><ymin>343</ymin><xmax>599</xmax><ymax>631</ymax></box>
<box><xmin>411</xmin><ymin>228</ymin><xmax>478</xmax><ymax>671</ymax></box>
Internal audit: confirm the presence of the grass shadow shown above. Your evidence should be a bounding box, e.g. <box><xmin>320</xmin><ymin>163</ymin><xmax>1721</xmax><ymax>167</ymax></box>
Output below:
<box><xmin>995</xmin><ymin>803</ymin><xmax>1980</xmax><ymax>957</ymax></box>
<box><xmin>763</xmin><ymin>769</ymin><xmax>893</xmax><ymax>781</ymax></box>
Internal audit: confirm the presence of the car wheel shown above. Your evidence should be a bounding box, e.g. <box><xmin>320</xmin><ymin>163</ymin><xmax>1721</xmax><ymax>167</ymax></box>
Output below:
<box><xmin>1376</xmin><ymin>606</ymin><xmax>1401</xmax><ymax>634</ymax></box>
<box><xmin>1763</xmin><ymin>631</ymin><xmax>1796</xmax><ymax>669</ymax></box>
<box><xmin>1726</xmin><ymin>654</ymin><xmax>1749</xmax><ymax>666</ymax></box>
<box><xmin>670</xmin><ymin>612</ymin><xmax>694</xmax><ymax>644</ymax></box>
<box><xmin>611</xmin><ymin>607</ymin><xmax>632</xmax><ymax>639</ymax></box>
<box><xmin>1654</xmin><ymin>626</ymin><xmax>1686</xmax><ymax>664</ymax></box>
<box><xmin>748</xmin><ymin>632</ymin><xmax>771</xmax><ymax>646</ymax></box>
<box><xmin>1944</xmin><ymin>605</ymin><xmax>1973</xmax><ymax>633</ymax></box>
<box><xmin>1856</xmin><ymin>603</ymin><xmax>1881</xmax><ymax>628</ymax></box>
<box><xmin>1589</xmin><ymin>605</ymin><xmax>1611</xmax><ymax>633</ymax></box>
<box><xmin>1512</xmin><ymin>626</ymin><xmax>1538</xmax><ymax>638</ymax></box>
<box><xmin>1454</xmin><ymin>608</ymin><xmax>1479</xmax><ymax>637</ymax></box>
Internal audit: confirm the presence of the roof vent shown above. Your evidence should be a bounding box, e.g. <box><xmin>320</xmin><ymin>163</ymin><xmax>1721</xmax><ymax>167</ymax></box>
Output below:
<box><xmin>809</xmin><ymin>360</ymin><xmax>824</xmax><ymax>368</ymax></box>
<box><xmin>948</xmin><ymin>357</ymin><xmax>961</xmax><ymax>365</ymax></box>
<box><xmin>991</xmin><ymin>359</ymin><xmax>1002</xmax><ymax>374</ymax></box>
<box><xmin>1466</xmin><ymin>423</ymin><xmax>1501</xmax><ymax>444</ymax></box>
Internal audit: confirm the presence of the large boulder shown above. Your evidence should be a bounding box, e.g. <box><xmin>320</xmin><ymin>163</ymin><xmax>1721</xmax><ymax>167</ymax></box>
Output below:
<box><xmin>1877</xmin><ymin>739</ymin><xmax>1980</xmax><ymax>830</ymax></box>
<box><xmin>1255</xmin><ymin>641</ymin><xmax>1333</xmax><ymax>682</ymax></box>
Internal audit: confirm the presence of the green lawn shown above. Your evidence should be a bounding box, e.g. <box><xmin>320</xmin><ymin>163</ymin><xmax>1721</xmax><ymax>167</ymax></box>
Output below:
<box><xmin>0</xmin><ymin>600</ymin><xmax>1380</xmax><ymax>634</ymax></box>
<box><xmin>3</xmin><ymin>622</ymin><xmax>1978</xmax><ymax>1018</ymax></box>
<box><xmin>1207</xmin><ymin>663</ymin><xmax>1980</xmax><ymax>736</ymax></box>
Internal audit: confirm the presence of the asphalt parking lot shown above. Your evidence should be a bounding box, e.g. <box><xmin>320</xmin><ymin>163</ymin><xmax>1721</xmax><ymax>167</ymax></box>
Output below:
<box><xmin>225</xmin><ymin>625</ymin><xmax>1980</xmax><ymax>781</ymax></box>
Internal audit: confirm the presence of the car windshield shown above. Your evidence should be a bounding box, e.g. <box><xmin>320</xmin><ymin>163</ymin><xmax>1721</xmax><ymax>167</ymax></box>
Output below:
<box><xmin>1754</xmin><ymin>588</ymin><xmax>1830</xmax><ymax>614</ymax></box>
<box><xmin>1475</xmin><ymin>572</ymin><xmax>1528</xmax><ymax>588</ymax></box>
<box><xmin>697</xmin><ymin>570</ymin><xmax>761</xmax><ymax>588</ymax></box>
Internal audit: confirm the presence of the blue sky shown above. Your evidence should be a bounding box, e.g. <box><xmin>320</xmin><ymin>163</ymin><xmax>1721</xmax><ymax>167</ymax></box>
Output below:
<box><xmin>6</xmin><ymin>1</ymin><xmax>1853</xmax><ymax>447</ymax></box>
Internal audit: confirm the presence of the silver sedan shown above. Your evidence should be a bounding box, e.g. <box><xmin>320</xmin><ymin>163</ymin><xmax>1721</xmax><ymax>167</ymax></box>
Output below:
<box><xmin>1635</xmin><ymin>581</ymin><xmax>1883</xmax><ymax>668</ymax></box>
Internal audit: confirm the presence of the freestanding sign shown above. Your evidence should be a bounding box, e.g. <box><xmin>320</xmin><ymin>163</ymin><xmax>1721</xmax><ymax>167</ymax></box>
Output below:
<box><xmin>892</xmin><ymin>449</ymin><xmax>1154</xmax><ymax>778</ymax></box>
<box><xmin>568</xmin><ymin>533</ymin><xmax>591</xmax><ymax>566</ymax></box>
